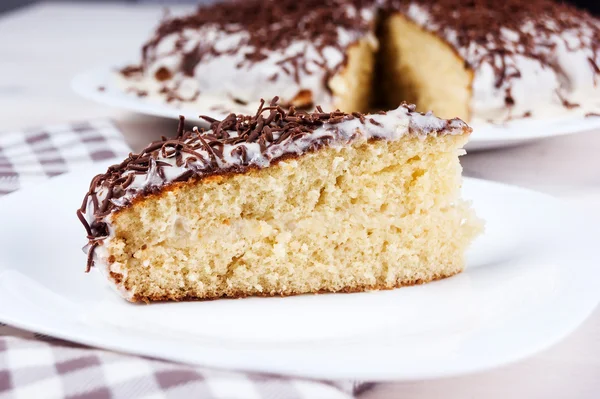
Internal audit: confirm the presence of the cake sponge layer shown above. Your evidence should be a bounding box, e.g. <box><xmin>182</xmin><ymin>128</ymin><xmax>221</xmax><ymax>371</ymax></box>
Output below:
<box><xmin>381</xmin><ymin>14</ymin><xmax>473</xmax><ymax>121</ymax></box>
<box><xmin>329</xmin><ymin>37</ymin><xmax>376</xmax><ymax>113</ymax></box>
<box><xmin>104</xmin><ymin>134</ymin><xmax>481</xmax><ymax>302</ymax></box>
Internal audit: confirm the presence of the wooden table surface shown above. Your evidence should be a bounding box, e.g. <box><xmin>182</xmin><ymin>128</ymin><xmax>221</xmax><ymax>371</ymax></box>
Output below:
<box><xmin>1</xmin><ymin>3</ymin><xmax>599</xmax><ymax>398</ymax></box>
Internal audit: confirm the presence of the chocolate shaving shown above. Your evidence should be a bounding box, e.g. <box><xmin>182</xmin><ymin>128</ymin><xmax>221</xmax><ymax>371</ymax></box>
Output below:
<box><xmin>556</xmin><ymin>90</ymin><xmax>580</xmax><ymax>109</ymax></box>
<box><xmin>76</xmin><ymin>209</ymin><xmax>92</xmax><ymax>237</ymax></box>
<box><xmin>119</xmin><ymin>65</ymin><xmax>143</xmax><ymax>78</ymax></box>
<box><xmin>86</xmin><ymin>242</ymin><xmax>99</xmax><ymax>273</ymax></box>
<box><xmin>176</xmin><ymin>115</ymin><xmax>185</xmax><ymax>137</ymax></box>
<box><xmin>369</xmin><ymin>118</ymin><xmax>382</xmax><ymax>127</ymax></box>
<box><xmin>127</xmin><ymin>88</ymin><xmax>148</xmax><ymax>98</ymax></box>
<box><xmin>231</xmin><ymin>97</ymin><xmax>248</xmax><ymax>106</ymax></box>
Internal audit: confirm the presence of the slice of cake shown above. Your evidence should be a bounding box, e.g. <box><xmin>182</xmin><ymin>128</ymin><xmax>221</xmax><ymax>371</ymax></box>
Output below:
<box><xmin>78</xmin><ymin>98</ymin><xmax>482</xmax><ymax>302</ymax></box>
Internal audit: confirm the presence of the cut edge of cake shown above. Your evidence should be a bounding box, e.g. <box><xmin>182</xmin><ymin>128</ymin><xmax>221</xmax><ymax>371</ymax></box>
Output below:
<box><xmin>328</xmin><ymin>36</ymin><xmax>378</xmax><ymax>114</ymax></box>
<box><xmin>380</xmin><ymin>12</ymin><xmax>474</xmax><ymax>121</ymax></box>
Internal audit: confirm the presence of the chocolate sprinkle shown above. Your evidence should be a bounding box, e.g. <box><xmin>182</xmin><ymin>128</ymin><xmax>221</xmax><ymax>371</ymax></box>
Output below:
<box><xmin>119</xmin><ymin>65</ymin><xmax>143</xmax><ymax>78</ymax></box>
<box><xmin>369</xmin><ymin>117</ymin><xmax>383</xmax><ymax>127</ymax></box>
<box><xmin>556</xmin><ymin>90</ymin><xmax>580</xmax><ymax>109</ymax></box>
<box><xmin>127</xmin><ymin>88</ymin><xmax>148</xmax><ymax>98</ymax></box>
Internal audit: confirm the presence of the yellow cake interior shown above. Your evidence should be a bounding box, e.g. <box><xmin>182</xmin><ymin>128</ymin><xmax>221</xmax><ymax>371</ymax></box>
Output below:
<box><xmin>329</xmin><ymin>37</ymin><xmax>377</xmax><ymax>113</ymax></box>
<box><xmin>379</xmin><ymin>14</ymin><xmax>473</xmax><ymax>120</ymax></box>
<box><xmin>105</xmin><ymin>134</ymin><xmax>481</xmax><ymax>302</ymax></box>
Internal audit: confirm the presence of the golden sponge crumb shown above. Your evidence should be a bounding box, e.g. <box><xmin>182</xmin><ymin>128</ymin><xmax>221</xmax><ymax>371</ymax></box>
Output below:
<box><xmin>106</xmin><ymin>134</ymin><xmax>481</xmax><ymax>302</ymax></box>
<box><xmin>330</xmin><ymin>37</ymin><xmax>377</xmax><ymax>113</ymax></box>
<box><xmin>380</xmin><ymin>14</ymin><xmax>473</xmax><ymax>120</ymax></box>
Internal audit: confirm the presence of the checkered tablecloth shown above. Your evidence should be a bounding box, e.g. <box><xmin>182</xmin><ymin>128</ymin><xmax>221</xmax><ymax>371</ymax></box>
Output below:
<box><xmin>0</xmin><ymin>121</ymin><xmax>369</xmax><ymax>399</ymax></box>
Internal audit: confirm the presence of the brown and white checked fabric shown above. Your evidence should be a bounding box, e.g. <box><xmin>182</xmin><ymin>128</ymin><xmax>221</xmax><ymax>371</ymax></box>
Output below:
<box><xmin>0</xmin><ymin>323</ymin><xmax>367</xmax><ymax>399</ymax></box>
<box><xmin>0</xmin><ymin>121</ymin><xmax>370</xmax><ymax>399</ymax></box>
<box><xmin>0</xmin><ymin>120</ymin><xmax>129</xmax><ymax>196</ymax></box>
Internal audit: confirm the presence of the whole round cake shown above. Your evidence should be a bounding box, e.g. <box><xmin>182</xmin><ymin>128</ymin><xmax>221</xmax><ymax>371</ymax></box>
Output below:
<box><xmin>119</xmin><ymin>0</ymin><xmax>600</xmax><ymax>123</ymax></box>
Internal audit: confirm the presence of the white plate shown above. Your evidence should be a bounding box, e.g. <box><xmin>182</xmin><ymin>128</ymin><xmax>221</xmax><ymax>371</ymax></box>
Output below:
<box><xmin>0</xmin><ymin>161</ymin><xmax>599</xmax><ymax>381</ymax></box>
<box><xmin>73</xmin><ymin>66</ymin><xmax>600</xmax><ymax>151</ymax></box>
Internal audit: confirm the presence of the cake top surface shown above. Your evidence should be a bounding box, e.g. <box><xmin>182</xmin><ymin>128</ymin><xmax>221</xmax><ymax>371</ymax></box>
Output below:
<box><xmin>78</xmin><ymin>98</ymin><xmax>469</xmax><ymax>270</ymax></box>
